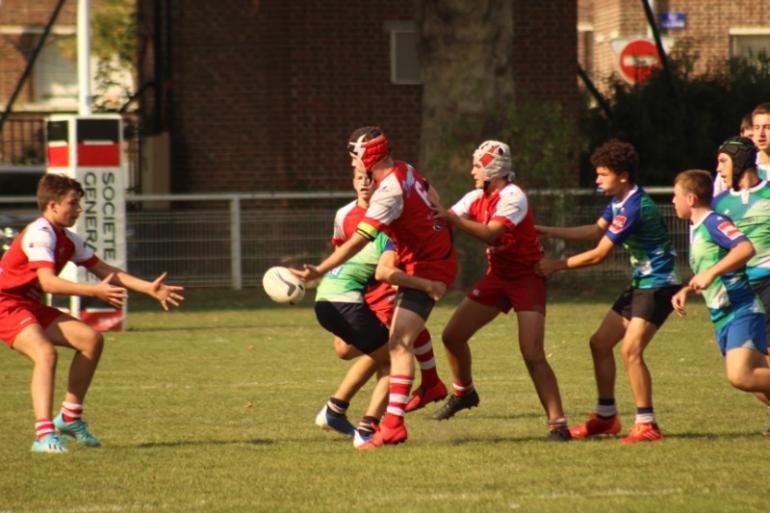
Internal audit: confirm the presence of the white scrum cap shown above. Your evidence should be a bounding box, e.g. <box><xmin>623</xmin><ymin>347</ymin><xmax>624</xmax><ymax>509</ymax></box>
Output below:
<box><xmin>473</xmin><ymin>140</ymin><xmax>514</xmax><ymax>181</ymax></box>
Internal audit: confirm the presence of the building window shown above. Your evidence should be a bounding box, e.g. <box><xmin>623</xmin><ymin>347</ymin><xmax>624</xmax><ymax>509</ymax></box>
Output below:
<box><xmin>578</xmin><ymin>22</ymin><xmax>594</xmax><ymax>79</ymax></box>
<box><xmin>0</xmin><ymin>25</ymin><xmax>79</xmax><ymax>108</ymax></box>
<box><xmin>33</xmin><ymin>35</ymin><xmax>79</xmax><ymax>107</ymax></box>
<box><xmin>729</xmin><ymin>28</ymin><xmax>770</xmax><ymax>61</ymax></box>
<box><xmin>386</xmin><ymin>21</ymin><xmax>421</xmax><ymax>85</ymax></box>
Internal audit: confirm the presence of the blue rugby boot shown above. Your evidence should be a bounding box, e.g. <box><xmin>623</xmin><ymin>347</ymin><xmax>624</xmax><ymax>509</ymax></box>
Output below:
<box><xmin>315</xmin><ymin>405</ymin><xmax>355</xmax><ymax>437</ymax></box>
<box><xmin>54</xmin><ymin>413</ymin><xmax>102</xmax><ymax>447</ymax></box>
<box><xmin>31</xmin><ymin>434</ymin><xmax>68</xmax><ymax>454</ymax></box>
<box><xmin>353</xmin><ymin>427</ymin><xmax>376</xmax><ymax>449</ymax></box>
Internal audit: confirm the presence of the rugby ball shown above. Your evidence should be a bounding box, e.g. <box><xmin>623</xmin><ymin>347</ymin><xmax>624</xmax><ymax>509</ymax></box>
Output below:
<box><xmin>262</xmin><ymin>266</ymin><xmax>305</xmax><ymax>304</ymax></box>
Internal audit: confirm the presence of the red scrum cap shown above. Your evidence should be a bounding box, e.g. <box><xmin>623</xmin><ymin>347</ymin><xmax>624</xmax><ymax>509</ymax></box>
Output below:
<box><xmin>348</xmin><ymin>127</ymin><xmax>390</xmax><ymax>171</ymax></box>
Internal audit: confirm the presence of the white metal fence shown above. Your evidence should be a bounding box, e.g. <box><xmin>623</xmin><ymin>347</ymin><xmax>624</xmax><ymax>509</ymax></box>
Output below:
<box><xmin>0</xmin><ymin>188</ymin><xmax>688</xmax><ymax>289</ymax></box>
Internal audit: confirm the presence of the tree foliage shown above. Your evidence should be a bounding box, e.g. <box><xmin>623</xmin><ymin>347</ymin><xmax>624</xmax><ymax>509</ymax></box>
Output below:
<box><xmin>57</xmin><ymin>0</ymin><xmax>137</xmax><ymax>111</ymax></box>
<box><xmin>580</xmin><ymin>47</ymin><xmax>770</xmax><ymax>186</ymax></box>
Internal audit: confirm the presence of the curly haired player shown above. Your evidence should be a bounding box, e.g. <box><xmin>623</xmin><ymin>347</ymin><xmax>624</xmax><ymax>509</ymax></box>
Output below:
<box><xmin>536</xmin><ymin>140</ymin><xmax>681</xmax><ymax>444</ymax></box>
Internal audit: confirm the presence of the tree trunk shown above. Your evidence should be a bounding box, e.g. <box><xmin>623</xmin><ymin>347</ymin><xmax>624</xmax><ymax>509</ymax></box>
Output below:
<box><xmin>415</xmin><ymin>0</ymin><xmax>515</xmax><ymax>196</ymax></box>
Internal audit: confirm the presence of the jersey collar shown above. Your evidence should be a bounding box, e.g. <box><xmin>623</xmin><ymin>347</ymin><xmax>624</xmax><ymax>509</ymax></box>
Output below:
<box><xmin>483</xmin><ymin>182</ymin><xmax>508</xmax><ymax>199</ymax></box>
<box><xmin>374</xmin><ymin>161</ymin><xmax>404</xmax><ymax>187</ymax></box>
<box><xmin>728</xmin><ymin>178</ymin><xmax>766</xmax><ymax>204</ymax></box>
<box><xmin>728</xmin><ymin>178</ymin><xmax>766</xmax><ymax>195</ymax></box>
<box><xmin>691</xmin><ymin>209</ymin><xmax>715</xmax><ymax>231</ymax></box>
<box><xmin>41</xmin><ymin>216</ymin><xmax>65</xmax><ymax>236</ymax></box>
<box><xmin>613</xmin><ymin>184</ymin><xmax>639</xmax><ymax>208</ymax></box>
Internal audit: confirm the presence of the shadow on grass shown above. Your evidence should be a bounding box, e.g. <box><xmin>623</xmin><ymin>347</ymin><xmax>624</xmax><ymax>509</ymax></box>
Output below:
<box><xmin>446</xmin><ymin>431</ymin><xmax>765</xmax><ymax>445</ymax></box>
<box><xmin>125</xmin><ymin>438</ymin><xmax>274</xmax><ymax>449</ymax></box>
<box><xmin>448</xmin><ymin>435</ymin><xmax>571</xmax><ymax>444</ymax></box>
<box><xmin>472</xmin><ymin>412</ymin><xmax>545</xmax><ymax>421</ymax></box>
<box><xmin>662</xmin><ymin>431</ymin><xmax>765</xmax><ymax>440</ymax></box>
<box><xmin>125</xmin><ymin>323</ymin><xmax>299</xmax><ymax>333</ymax></box>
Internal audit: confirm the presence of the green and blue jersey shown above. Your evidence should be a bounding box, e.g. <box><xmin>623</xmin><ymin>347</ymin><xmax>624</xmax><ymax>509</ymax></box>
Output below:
<box><xmin>600</xmin><ymin>186</ymin><xmax>681</xmax><ymax>289</ymax></box>
<box><xmin>315</xmin><ymin>232</ymin><xmax>394</xmax><ymax>303</ymax></box>
<box><xmin>688</xmin><ymin>211</ymin><xmax>764</xmax><ymax>331</ymax></box>
<box><xmin>712</xmin><ymin>180</ymin><xmax>770</xmax><ymax>284</ymax></box>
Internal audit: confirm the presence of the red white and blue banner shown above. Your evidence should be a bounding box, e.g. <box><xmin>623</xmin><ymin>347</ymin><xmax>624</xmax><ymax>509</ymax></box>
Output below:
<box><xmin>46</xmin><ymin>114</ymin><xmax>127</xmax><ymax>331</ymax></box>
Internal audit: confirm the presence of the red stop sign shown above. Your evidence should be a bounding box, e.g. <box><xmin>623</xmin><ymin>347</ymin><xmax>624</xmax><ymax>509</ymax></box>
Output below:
<box><xmin>618</xmin><ymin>39</ymin><xmax>662</xmax><ymax>84</ymax></box>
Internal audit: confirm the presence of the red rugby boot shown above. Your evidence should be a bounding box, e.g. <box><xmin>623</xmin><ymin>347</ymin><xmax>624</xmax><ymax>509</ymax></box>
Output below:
<box><xmin>404</xmin><ymin>380</ymin><xmax>448</xmax><ymax>412</ymax></box>
<box><xmin>569</xmin><ymin>413</ymin><xmax>621</xmax><ymax>440</ymax></box>
<box><xmin>356</xmin><ymin>422</ymin><xmax>408</xmax><ymax>451</ymax></box>
<box><xmin>620</xmin><ymin>422</ymin><xmax>662</xmax><ymax>444</ymax></box>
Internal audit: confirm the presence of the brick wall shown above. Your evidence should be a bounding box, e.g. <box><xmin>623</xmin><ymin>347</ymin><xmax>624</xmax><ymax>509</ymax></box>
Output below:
<box><xmin>664</xmin><ymin>0</ymin><xmax>770</xmax><ymax>69</ymax></box>
<box><xmin>513</xmin><ymin>1</ymin><xmax>578</xmax><ymax>118</ymax></box>
<box><xmin>162</xmin><ymin>1</ymin><xmax>420</xmax><ymax>193</ymax></box>
<box><xmin>160</xmin><ymin>0</ymin><xmax>578</xmax><ymax>193</ymax></box>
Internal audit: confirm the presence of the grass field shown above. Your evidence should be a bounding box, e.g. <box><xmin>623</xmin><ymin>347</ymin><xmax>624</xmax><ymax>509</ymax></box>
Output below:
<box><xmin>1</xmin><ymin>288</ymin><xmax>768</xmax><ymax>513</ymax></box>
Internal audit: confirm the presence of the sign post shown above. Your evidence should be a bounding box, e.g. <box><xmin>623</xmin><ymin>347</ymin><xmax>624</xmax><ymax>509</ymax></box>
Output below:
<box><xmin>46</xmin><ymin>114</ymin><xmax>127</xmax><ymax>331</ymax></box>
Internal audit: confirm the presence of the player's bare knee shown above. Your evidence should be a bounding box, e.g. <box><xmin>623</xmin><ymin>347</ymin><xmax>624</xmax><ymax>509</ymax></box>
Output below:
<box><xmin>589</xmin><ymin>333</ymin><xmax>611</xmax><ymax>356</ymax></box>
<box><xmin>334</xmin><ymin>344</ymin><xmax>356</xmax><ymax>360</ymax></box>
<box><xmin>80</xmin><ymin>329</ymin><xmax>104</xmax><ymax>359</ymax></box>
<box><xmin>34</xmin><ymin>343</ymin><xmax>58</xmax><ymax>369</ymax></box>
<box><xmin>620</xmin><ymin>344</ymin><xmax>643</xmax><ymax>365</ymax></box>
<box><xmin>726</xmin><ymin>369</ymin><xmax>754</xmax><ymax>391</ymax></box>
<box><xmin>441</xmin><ymin>330</ymin><xmax>464</xmax><ymax>349</ymax></box>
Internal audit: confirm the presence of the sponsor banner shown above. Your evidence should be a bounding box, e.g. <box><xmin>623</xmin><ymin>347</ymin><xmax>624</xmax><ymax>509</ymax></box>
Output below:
<box><xmin>79</xmin><ymin>310</ymin><xmax>125</xmax><ymax>331</ymax></box>
<box><xmin>77</xmin><ymin>143</ymin><xmax>120</xmax><ymax>167</ymax></box>
<box><xmin>75</xmin><ymin>166</ymin><xmax>127</xmax><ymax>270</ymax></box>
<box><xmin>47</xmin><ymin>115</ymin><xmax>126</xmax><ymax>331</ymax></box>
<box><xmin>76</xmin><ymin>118</ymin><xmax>121</xmax><ymax>167</ymax></box>
<box><xmin>46</xmin><ymin>120</ymin><xmax>70</xmax><ymax>168</ymax></box>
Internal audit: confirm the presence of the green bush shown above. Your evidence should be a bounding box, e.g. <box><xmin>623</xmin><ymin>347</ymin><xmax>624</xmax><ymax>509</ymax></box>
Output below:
<box><xmin>580</xmin><ymin>49</ymin><xmax>770</xmax><ymax>186</ymax></box>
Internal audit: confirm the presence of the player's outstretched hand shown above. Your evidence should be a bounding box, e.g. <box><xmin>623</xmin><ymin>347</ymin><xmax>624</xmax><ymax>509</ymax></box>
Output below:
<box><xmin>535</xmin><ymin>258</ymin><xmax>562</xmax><ymax>277</ymax></box>
<box><xmin>426</xmin><ymin>280</ymin><xmax>447</xmax><ymax>301</ymax></box>
<box><xmin>148</xmin><ymin>272</ymin><xmax>185</xmax><ymax>311</ymax></box>
<box><xmin>671</xmin><ymin>286</ymin><xmax>689</xmax><ymax>317</ymax></box>
<box><xmin>290</xmin><ymin>264</ymin><xmax>322</xmax><ymax>282</ymax></box>
<box><xmin>95</xmin><ymin>272</ymin><xmax>128</xmax><ymax>309</ymax></box>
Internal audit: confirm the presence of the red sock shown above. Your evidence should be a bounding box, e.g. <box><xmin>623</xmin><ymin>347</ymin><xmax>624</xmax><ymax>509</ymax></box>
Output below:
<box><xmin>61</xmin><ymin>401</ymin><xmax>83</xmax><ymax>423</ymax></box>
<box><xmin>413</xmin><ymin>329</ymin><xmax>440</xmax><ymax>387</ymax></box>
<box><xmin>453</xmin><ymin>380</ymin><xmax>474</xmax><ymax>397</ymax></box>
<box><xmin>35</xmin><ymin>419</ymin><xmax>55</xmax><ymax>440</ymax></box>
<box><xmin>383</xmin><ymin>374</ymin><xmax>413</xmax><ymax>428</ymax></box>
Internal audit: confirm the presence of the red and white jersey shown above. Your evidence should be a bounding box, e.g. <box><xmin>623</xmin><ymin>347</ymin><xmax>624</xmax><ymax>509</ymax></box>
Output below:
<box><xmin>331</xmin><ymin>199</ymin><xmax>395</xmax><ymax>314</ymax></box>
<box><xmin>0</xmin><ymin>217</ymin><xmax>99</xmax><ymax>301</ymax></box>
<box><xmin>358</xmin><ymin>161</ymin><xmax>456</xmax><ymax>284</ymax></box>
<box><xmin>331</xmin><ymin>200</ymin><xmax>366</xmax><ymax>246</ymax></box>
<box><xmin>450</xmin><ymin>182</ymin><xmax>542</xmax><ymax>278</ymax></box>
